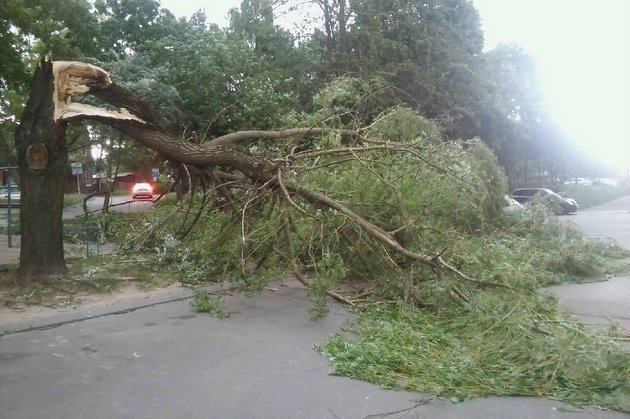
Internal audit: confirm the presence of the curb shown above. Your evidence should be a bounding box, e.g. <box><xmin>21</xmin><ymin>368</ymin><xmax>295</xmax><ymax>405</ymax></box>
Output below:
<box><xmin>0</xmin><ymin>287</ymin><xmax>195</xmax><ymax>337</ymax></box>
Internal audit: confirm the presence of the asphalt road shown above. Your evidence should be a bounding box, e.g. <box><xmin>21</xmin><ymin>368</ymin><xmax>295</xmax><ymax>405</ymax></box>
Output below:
<box><xmin>551</xmin><ymin>197</ymin><xmax>630</xmax><ymax>335</ymax></box>
<box><xmin>1</xmin><ymin>198</ymin><xmax>629</xmax><ymax>418</ymax></box>
<box><xmin>559</xmin><ymin>195</ymin><xmax>630</xmax><ymax>249</ymax></box>
<box><xmin>63</xmin><ymin>195</ymin><xmax>155</xmax><ymax>219</ymax></box>
<box><xmin>0</xmin><ymin>195</ymin><xmax>154</xmax><ymax>228</ymax></box>
<box><xmin>2</xmin><ymin>281</ymin><xmax>626</xmax><ymax>419</ymax></box>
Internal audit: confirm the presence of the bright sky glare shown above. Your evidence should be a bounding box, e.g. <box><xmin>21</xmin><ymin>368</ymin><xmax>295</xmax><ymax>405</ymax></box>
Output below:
<box><xmin>160</xmin><ymin>0</ymin><xmax>630</xmax><ymax>169</ymax></box>
<box><xmin>474</xmin><ymin>0</ymin><xmax>630</xmax><ymax>170</ymax></box>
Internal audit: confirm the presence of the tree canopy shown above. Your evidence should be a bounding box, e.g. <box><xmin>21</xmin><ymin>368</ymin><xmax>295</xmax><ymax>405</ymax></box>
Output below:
<box><xmin>0</xmin><ymin>0</ymin><xmax>594</xmax><ymax>181</ymax></box>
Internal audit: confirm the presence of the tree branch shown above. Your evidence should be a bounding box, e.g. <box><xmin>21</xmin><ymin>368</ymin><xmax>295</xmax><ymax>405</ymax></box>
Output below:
<box><xmin>282</xmin><ymin>213</ymin><xmax>355</xmax><ymax>306</ymax></box>
<box><xmin>285</xmin><ymin>182</ymin><xmax>514</xmax><ymax>290</ymax></box>
<box><xmin>210</xmin><ymin>127</ymin><xmax>367</xmax><ymax>145</ymax></box>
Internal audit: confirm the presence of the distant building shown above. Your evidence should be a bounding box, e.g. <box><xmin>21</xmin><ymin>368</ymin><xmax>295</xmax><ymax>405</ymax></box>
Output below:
<box><xmin>91</xmin><ymin>171</ymin><xmax>137</xmax><ymax>193</ymax></box>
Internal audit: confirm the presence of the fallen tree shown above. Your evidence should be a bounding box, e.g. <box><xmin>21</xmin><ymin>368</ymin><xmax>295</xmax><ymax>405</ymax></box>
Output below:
<box><xmin>16</xmin><ymin>59</ymin><xmax>509</xmax><ymax>299</ymax></box>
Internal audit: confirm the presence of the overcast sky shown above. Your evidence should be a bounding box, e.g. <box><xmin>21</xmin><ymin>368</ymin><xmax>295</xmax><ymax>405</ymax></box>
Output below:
<box><xmin>475</xmin><ymin>0</ymin><xmax>630</xmax><ymax>170</ymax></box>
<box><xmin>160</xmin><ymin>0</ymin><xmax>240</xmax><ymax>24</ymax></box>
<box><xmin>159</xmin><ymin>0</ymin><xmax>630</xmax><ymax>169</ymax></box>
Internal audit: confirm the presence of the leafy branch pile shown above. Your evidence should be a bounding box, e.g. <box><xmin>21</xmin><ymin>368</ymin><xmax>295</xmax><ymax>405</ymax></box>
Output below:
<box><xmin>93</xmin><ymin>83</ymin><xmax>629</xmax><ymax>411</ymax></box>
<box><xmin>321</xmin><ymin>299</ymin><xmax>629</xmax><ymax>411</ymax></box>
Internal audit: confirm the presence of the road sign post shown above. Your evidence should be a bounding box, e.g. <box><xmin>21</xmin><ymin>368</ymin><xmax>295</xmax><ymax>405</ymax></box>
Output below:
<box><xmin>6</xmin><ymin>171</ymin><xmax>13</xmax><ymax>248</ymax></box>
<box><xmin>151</xmin><ymin>168</ymin><xmax>159</xmax><ymax>182</ymax></box>
<box><xmin>71</xmin><ymin>163</ymin><xmax>83</xmax><ymax>194</ymax></box>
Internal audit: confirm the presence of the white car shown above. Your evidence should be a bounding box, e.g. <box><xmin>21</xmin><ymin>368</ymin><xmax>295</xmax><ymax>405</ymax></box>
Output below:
<box><xmin>131</xmin><ymin>182</ymin><xmax>154</xmax><ymax>200</ymax></box>
<box><xmin>512</xmin><ymin>188</ymin><xmax>578</xmax><ymax>215</ymax></box>
<box><xmin>0</xmin><ymin>185</ymin><xmax>20</xmax><ymax>207</ymax></box>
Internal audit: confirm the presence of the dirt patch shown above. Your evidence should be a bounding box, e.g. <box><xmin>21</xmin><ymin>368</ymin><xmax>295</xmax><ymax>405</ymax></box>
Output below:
<box><xmin>0</xmin><ymin>282</ymin><xmax>186</xmax><ymax>327</ymax></box>
<box><xmin>0</xmin><ymin>250</ymin><xmax>184</xmax><ymax>327</ymax></box>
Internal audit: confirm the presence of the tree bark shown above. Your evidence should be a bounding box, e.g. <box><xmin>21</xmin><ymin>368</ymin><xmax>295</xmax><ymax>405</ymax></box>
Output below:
<box><xmin>337</xmin><ymin>0</ymin><xmax>348</xmax><ymax>54</ymax></box>
<box><xmin>14</xmin><ymin>60</ymin><xmax>68</xmax><ymax>281</ymax></box>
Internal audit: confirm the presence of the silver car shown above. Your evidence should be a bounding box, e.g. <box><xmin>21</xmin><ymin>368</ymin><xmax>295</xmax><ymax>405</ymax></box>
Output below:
<box><xmin>0</xmin><ymin>185</ymin><xmax>21</xmax><ymax>207</ymax></box>
<box><xmin>512</xmin><ymin>188</ymin><xmax>578</xmax><ymax>215</ymax></box>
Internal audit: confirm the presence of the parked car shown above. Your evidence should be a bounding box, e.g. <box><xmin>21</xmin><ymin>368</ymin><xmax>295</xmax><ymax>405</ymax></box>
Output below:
<box><xmin>0</xmin><ymin>185</ymin><xmax>20</xmax><ymax>207</ymax></box>
<box><xmin>564</xmin><ymin>177</ymin><xmax>592</xmax><ymax>186</ymax></box>
<box><xmin>512</xmin><ymin>188</ymin><xmax>578</xmax><ymax>215</ymax></box>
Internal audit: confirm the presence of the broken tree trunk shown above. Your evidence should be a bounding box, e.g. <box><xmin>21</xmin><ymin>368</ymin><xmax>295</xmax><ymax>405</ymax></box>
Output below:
<box><xmin>14</xmin><ymin>60</ymin><xmax>68</xmax><ymax>281</ymax></box>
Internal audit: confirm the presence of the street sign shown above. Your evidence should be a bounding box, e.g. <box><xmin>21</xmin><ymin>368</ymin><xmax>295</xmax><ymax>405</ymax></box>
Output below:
<box><xmin>71</xmin><ymin>163</ymin><xmax>83</xmax><ymax>175</ymax></box>
<box><xmin>151</xmin><ymin>168</ymin><xmax>159</xmax><ymax>180</ymax></box>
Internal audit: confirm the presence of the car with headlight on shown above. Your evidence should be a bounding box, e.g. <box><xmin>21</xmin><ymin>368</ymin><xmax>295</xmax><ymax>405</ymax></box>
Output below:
<box><xmin>512</xmin><ymin>188</ymin><xmax>578</xmax><ymax>215</ymax></box>
<box><xmin>131</xmin><ymin>182</ymin><xmax>153</xmax><ymax>200</ymax></box>
<box><xmin>0</xmin><ymin>185</ymin><xmax>20</xmax><ymax>207</ymax></box>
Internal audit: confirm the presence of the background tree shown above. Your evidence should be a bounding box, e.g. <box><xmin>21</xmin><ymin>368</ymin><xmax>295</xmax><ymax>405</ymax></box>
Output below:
<box><xmin>92</xmin><ymin>0</ymin><xmax>178</xmax><ymax>58</ymax></box>
<box><xmin>276</xmin><ymin>0</ymin><xmax>586</xmax><ymax>185</ymax></box>
<box><xmin>0</xmin><ymin>0</ymin><xmax>98</xmax><ymax>168</ymax></box>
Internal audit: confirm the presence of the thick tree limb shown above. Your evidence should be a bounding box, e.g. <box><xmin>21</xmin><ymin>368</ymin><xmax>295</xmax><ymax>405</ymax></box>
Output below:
<box><xmin>52</xmin><ymin>62</ymin><xmax>144</xmax><ymax>124</ymax></box>
<box><xmin>49</xmin><ymin>60</ymin><xmax>511</xmax><ymax>292</ymax></box>
<box><xmin>210</xmin><ymin>128</ymin><xmax>366</xmax><ymax>146</ymax></box>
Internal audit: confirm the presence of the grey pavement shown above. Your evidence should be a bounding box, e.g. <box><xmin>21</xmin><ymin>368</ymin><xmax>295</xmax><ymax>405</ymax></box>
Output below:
<box><xmin>1</xmin><ymin>197</ymin><xmax>630</xmax><ymax>418</ymax></box>
<box><xmin>63</xmin><ymin>194</ymin><xmax>155</xmax><ymax>219</ymax></box>
<box><xmin>1</xmin><ymin>281</ymin><xmax>625</xmax><ymax>419</ymax></box>
<box><xmin>559</xmin><ymin>195</ymin><xmax>630</xmax><ymax>248</ymax></box>
<box><xmin>553</xmin><ymin>197</ymin><xmax>630</xmax><ymax>335</ymax></box>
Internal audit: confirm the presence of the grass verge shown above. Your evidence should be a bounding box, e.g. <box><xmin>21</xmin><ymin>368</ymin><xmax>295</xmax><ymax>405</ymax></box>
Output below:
<box><xmin>63</xmin><ymin>193</ymin><xmax>84</xmax><ymax>207</ymax></box>
<box><xmin>560</xmin><ymin>185</ymin><xmax>630</xmax><ymax>210</ymax></box>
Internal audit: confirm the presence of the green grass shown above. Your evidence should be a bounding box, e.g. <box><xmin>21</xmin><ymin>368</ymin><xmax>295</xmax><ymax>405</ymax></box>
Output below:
<box><xmin>559</xmin><ymin>185</ymin><xmax>630</xmax><ymax>210</ymax></box>
<box><xmin>63</xmin><ymin>193</ymin><xmax>84</xmax><ymax>207</ymax></box>
<box><xmin>112</xmin><ymin>188</ymin><xmax>132</xmax><ymax>196</ymax></box>
<box><xmin>0</xmin><ymin>222</ymin><xmax>20</xmax><ymax>235</ymax></box>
